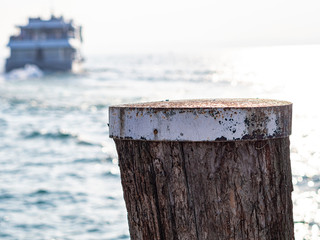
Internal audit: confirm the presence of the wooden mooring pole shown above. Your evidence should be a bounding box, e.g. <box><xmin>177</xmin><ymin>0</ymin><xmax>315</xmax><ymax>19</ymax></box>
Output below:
<box><xmin>109</xmin><ymin>99</ymin><xmax>294</xmax><ymax>240</ymax></box>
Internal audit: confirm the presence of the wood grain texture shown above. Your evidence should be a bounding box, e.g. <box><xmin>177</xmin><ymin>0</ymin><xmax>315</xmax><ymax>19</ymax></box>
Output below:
<box><xmin>115</xmin><ymin>138</ymin><xmax>294</xmax><ymax>240</ymax></box>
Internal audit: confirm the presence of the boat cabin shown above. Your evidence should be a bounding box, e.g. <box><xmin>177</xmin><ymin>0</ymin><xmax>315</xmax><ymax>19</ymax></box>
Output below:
<box><xmin>6</xmin><ymin>15</ymin><xmax>83</xmax><ymax>72</ymax></box>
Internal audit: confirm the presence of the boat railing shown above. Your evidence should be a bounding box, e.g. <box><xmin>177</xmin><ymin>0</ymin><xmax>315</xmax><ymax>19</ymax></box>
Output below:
<box><xmin>9</xmin><ymin>34</ymin><xmax>79</xmax><ymax>42</ymax></box>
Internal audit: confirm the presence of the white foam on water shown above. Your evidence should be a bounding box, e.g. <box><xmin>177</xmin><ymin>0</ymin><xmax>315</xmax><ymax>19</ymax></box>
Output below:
<box><xmin>5</xmin><ymin>64</ymin><xmax>44</xmax><ymax>80</ymax></box>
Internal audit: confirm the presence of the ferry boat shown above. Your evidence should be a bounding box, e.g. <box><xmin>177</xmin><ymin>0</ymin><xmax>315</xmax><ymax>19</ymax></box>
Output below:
<box><xmin>5</xmin><ymin>15</ymin><xmax>84</xmax><ymax>73</ymax></box>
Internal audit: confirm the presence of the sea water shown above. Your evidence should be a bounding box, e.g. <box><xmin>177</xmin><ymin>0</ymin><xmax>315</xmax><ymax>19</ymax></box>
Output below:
<box><xmin>0</xmin><ymin>45</ymin><xmax>320</xmax><ymax>239</ymax></box>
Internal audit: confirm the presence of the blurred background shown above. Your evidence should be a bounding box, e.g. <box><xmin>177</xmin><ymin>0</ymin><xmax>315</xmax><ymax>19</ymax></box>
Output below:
<box><xmin>1</xmin><ymin>0</ymin><xmax>320</xmax><ymax>239</ymax></box>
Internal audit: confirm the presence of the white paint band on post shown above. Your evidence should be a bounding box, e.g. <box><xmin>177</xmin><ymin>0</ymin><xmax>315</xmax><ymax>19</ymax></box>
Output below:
<box><xmin>109</xmin><ymin>99</ymin><xmax>292</xmax><ymax>142</ymax></box>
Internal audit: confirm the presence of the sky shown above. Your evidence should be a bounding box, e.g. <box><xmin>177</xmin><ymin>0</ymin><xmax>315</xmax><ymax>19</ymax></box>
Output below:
<box><xmin>1</xmin><ymin>0</ymin><xmax>320</xmax><ymax>55</ymax></box>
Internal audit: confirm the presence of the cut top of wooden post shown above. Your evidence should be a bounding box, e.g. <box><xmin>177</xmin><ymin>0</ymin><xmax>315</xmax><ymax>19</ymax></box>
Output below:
<box><xmin>109</xmin><ymin>99</ymin><xmax>292</xmax><ymax>142</ymax></box>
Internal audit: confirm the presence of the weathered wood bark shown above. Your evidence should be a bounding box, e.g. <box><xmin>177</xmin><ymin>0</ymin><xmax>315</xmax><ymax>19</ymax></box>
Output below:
<box><xmin>115</xmin><ymin>138</ymin><xmax>294</xmax><ymax>240</ymax></box>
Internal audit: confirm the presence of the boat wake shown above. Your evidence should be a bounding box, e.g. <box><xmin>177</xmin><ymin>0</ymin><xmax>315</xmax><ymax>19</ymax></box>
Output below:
<box><xmin>5</xmin><ymin>64</ymin><xmax>44</xmax><ymax>80</ymax></box>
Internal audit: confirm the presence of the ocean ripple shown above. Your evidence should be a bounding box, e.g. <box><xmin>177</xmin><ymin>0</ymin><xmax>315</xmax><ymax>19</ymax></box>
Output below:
<box><xmin>22</xmin><ymin>129</ymin><xmax>78</xmax><ymax>140</ymax></box>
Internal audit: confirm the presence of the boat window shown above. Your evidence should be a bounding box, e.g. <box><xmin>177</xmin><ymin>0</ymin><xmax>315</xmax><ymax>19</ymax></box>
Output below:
<box><xmin>36</xmin><ymin>48</ymin><xmax>43</xmax><ymax>61</ymax></box>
